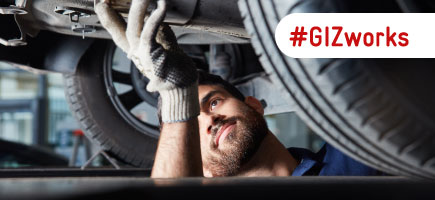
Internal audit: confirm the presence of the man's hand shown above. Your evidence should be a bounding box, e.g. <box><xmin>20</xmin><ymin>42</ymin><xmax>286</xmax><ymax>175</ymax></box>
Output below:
<box><xmin>95</xmin><ymin>0</ymin><xmax>199</xmax><ymax>123</ymax></box>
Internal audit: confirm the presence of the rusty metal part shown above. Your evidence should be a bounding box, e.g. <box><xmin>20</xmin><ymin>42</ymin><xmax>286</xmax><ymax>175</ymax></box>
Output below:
<box><xmin>94</xmin><ymin>0</ymin><xmax>198</xmax><ymax>25</ymax></box>
<box><xmin>0</xmin><ymin>6</ymin><xmax>27</xmax><ymax>15</ymax></box>
<box><xmin>71</xmin><ymin>24</ymin><xmax>97</xmax><ymax>39</ymax></box>
<box><xmin>92</xmin><ymin>0</ymin><xmax>249</xmax><ymax>40</ymax></box>
<box><xmin>0</xmin><ymin>0</ymin><xmax>27</xmax><ymax>14</ymax></box>
<box><xmin>94</xmin><ymin>0</ymin><xmax>131</xmax><ymax>14</ymax></box>
<box><xmin>14</xmin><ymin>0</ymin><xmax>249</xmax><ymax>44</ymax></box>
<box><xmin>0</xmin><ymin>0</ymin><xmax>28</xmax><ymax>46</ymax></box>
<box><xmin>54</xmin><ymin>6</ymin><xmax>93</xmax><ymax>23</ymax></box>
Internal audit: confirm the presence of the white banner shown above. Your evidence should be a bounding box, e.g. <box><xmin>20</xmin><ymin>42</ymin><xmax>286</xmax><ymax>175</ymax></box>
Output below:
<box><xmin>275</xmin><ymin>13</ymin><xmax>435</xmax><ymax>58</ymax></box>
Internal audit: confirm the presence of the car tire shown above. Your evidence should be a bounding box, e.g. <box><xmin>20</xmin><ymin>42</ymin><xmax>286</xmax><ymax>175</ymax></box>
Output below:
<box><xmin>63</xmin><ymin>40</ymin><xmax>158</xmax><ymax>168</ymax></box>
<box><xmin>238</xmin><ymin>0</ymin><xmax>435</xmax><ymax>178</ymax></box>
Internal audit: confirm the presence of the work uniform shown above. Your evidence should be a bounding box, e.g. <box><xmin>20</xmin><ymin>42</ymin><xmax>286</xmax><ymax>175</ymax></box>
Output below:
<box><xmin>289</xmin><ymin>143</ymin><xmax>387</xmax><ymax>176</ymax></box>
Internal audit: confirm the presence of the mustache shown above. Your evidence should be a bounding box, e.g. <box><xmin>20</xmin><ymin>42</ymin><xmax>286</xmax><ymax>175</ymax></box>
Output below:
<box><xmin>211</xmin><ymin>117</ymin><xmax>238</xmax><ymax>137</ymax></box>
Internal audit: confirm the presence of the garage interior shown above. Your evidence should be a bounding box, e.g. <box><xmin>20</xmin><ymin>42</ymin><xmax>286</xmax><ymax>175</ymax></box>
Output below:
<box><xmin>1</xmin><ymin>0</ymin><xmax>435</xmax><ymax>199</ymax></box>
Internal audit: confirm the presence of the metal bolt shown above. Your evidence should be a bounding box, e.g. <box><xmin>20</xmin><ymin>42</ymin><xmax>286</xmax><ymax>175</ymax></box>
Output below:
<box><xmin>71</xmin><ymin>24</ymin><xmax>96</xmax><ymax>39</ymax></box>
<box><xmin>54</xmin><ymin>6</ymin><xmax>92</xmax><ymax>23</ymax></box>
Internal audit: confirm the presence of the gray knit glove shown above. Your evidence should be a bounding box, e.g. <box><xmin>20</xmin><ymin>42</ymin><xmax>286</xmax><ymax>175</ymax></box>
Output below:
<box><xmin>95</xmin><ymin>0</ymin><xmax>199</xmax><ymax>123</ymax></box>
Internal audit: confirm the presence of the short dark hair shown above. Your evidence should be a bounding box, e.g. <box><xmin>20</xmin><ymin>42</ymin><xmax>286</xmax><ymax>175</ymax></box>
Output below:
<box><xmin>197</xmin><ymin>70</ymin><xmax>245</xmax><ymax>101</ymax></box>
<box><xmin>157</xmin><ymin>70</ymin><xmax>245</xmax><ymax>126</ymax></box>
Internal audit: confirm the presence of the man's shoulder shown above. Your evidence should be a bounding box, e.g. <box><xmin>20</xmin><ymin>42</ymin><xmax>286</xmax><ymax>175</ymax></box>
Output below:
<box><xmin>319</xmin><ymin>143</ymin><xmax>385</xmax><ymax>176</ymax></box>
<box><xmin>288</xmin><ymin>143</ymin><xmax>385</xmax><ymax>176</ymax></box>
<box><xmin>287</xmin><ymin>145</ymin><xmax>324</xmax><ymax>176</ymax></box>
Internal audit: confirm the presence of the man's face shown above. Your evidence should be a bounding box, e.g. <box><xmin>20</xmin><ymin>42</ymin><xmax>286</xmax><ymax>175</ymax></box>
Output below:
<box><xmin>197</xmin><ymin>85</ymin><xmax>268</xmax><ymax>177</ymax></box>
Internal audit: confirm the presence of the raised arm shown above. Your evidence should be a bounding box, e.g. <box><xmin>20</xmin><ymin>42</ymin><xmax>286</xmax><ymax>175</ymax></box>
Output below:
<box><xmin>153</xmin><ymin>119</ymin><xmax>203</xmax><ymax>177</ymax></box>
<box><xmin>95</xmin><ymin>0</ymin><xmax>203</xmax><ymax>178</ymax></box>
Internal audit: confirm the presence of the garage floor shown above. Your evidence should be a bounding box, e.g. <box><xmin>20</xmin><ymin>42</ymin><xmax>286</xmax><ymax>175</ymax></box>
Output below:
<box><xmin>1</xmin><ymin>170</ymin><xmax>434</xmax><ymax>200</ymax></box>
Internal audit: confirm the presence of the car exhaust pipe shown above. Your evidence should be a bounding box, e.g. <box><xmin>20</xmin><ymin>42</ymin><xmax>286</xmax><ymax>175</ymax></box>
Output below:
<box><xmin>95</xmin><ymin>0</ymin><xmax>249</xmax><ymax>41</ymax></box>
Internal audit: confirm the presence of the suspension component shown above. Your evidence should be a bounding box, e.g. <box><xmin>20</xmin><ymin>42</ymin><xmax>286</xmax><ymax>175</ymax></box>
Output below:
<box><xmin>0</xmin><ymin>0</ymin><xmax>28</xmax><ymax>46</ymax></box>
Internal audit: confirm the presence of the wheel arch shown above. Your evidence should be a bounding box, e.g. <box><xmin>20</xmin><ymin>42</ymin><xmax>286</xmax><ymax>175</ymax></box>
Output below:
<box><xmin>0</xmin><ymin>31</ymin><xmax>96</xmax><ymax>74</ymax></box>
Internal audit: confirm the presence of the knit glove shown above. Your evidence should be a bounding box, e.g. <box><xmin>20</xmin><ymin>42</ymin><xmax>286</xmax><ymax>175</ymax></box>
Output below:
<box><xmin>95</xmin><ymin>0</ymin><xmax>199</xmax><ymax>123</ymax></box>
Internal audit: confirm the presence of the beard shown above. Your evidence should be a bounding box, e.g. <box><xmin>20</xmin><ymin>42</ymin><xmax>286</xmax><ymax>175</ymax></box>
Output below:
<box><xmin>205</xmin><ymin>104</ymin><xmax>268</xmax><ymax>177</ymax></box>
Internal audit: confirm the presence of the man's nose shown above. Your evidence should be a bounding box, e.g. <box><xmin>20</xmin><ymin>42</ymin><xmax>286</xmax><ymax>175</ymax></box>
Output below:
<box><xmin>207</xmin><ymin>114</ymin><xmax>224</xmax><ymax>134</ymax></box>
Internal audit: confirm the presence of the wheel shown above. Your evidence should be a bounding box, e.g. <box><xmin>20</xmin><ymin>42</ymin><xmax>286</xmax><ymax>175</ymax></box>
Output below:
<box><xmin>64</xmin><ymin>40</ymin><xmax>159</xmax><ymax>168</ymax></box>
<box><xmin>63</xmin><ymin>39</ymin><xmax>259</xmax><ymax>168</ymax></box>
<box><xmin>238</xmin><ymin>0</ymin><xmax>435</xmax><ymax>178</ymax></box>
<box><xmin>396</xmin><ymin>0</ymin><xmax>435</xmax><ymax>12</ymax></box>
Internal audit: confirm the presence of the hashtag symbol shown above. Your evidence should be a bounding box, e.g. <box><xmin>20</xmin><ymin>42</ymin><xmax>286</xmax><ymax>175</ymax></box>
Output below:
<box><xmin>289</xmin><ymin>26</ymin><xmax>307</xmax><ymax>47</ymax></box>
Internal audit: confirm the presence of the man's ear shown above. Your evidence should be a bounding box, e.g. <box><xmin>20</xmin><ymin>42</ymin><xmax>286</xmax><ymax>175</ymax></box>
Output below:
<box><xmin>244</xmin><ymin>96</ymin><xmax>264</xmax><ymax>115</ymax></box>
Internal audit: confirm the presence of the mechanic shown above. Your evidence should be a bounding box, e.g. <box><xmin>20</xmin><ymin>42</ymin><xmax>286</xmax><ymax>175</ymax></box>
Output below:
<box><xmin>95</xmin><ymin>0</ymin><xmax>385</xmax><ymax>178</ymax></box>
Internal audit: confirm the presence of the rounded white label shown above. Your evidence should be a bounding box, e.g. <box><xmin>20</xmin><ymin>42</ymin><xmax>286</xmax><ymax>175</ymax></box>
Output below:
<box><xmin>275</xmin><ymin>13</ymin><xmax>435</xmax><ymax>58</ymax></box>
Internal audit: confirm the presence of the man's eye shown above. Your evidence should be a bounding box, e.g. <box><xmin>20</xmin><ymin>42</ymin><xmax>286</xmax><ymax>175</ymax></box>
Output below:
<box><xmin>210</xmin><ymin>99</ymin><xmax>221</xmax><ymax>110</ymax></box>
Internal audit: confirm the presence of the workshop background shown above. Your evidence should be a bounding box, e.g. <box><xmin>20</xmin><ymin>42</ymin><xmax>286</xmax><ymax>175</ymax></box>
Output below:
<box><xmin>0</xmin><ymin>60</ymin><xmax>323</xmax><ymax>169</ymax></box>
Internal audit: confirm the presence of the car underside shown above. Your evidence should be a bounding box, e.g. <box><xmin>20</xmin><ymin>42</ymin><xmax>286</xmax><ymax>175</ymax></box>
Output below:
<box><xmin>1</xmin><ymin>0</ymin><xmax>435</xmax><ymax>180</ymax></box>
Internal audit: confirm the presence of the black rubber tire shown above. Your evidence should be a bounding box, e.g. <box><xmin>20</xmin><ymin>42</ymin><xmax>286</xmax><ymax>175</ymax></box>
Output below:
<box><xmin>238</xmin><ymin>0</ymin><xmax>435</xmax><ymax>178</ymax></box>
<box><xmin>63</xmin><ymin>41</ymin><xmax>157</xmax><ymax>168</ymax></box>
